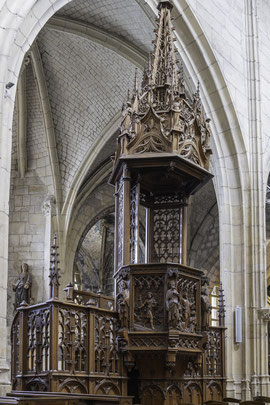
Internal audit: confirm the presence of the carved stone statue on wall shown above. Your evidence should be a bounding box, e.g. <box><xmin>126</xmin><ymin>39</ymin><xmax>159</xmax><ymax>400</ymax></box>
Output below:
<box><xmin>13</xmin><ymin>263</ymin><xmax>32</xmax><ymax>309</ymax></box>
<box><xmin>117</xmin><ymin>280</ymin><xmax>129</xmax><ymax>329</ymax></box>
<box><xmin>166</xmin><ymin>280</ymin><xmax>180</xmax><ymax>329</ymax></box>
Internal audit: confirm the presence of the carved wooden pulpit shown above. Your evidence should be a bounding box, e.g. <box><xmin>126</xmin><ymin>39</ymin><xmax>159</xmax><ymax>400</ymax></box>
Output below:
<box><xmin>6</xmin><ymin>2</ymin><xmax>226</xmax><ymax>405</ymax></box>
<box><xmin>108</xmin><ymin>1</ymin><xmax>225</xmax><ymax>403</ymax></box>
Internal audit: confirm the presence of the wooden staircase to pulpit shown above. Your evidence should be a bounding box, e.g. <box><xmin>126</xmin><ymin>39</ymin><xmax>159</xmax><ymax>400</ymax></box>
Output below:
<box><xmin>2</xmin><ymin>1</ymin><xmax>227</xmax><ymax>404</ymax></box>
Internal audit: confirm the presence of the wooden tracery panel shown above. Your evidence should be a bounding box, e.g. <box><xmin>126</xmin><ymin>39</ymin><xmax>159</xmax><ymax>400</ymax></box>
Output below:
<box><xmin>141</xmin><ymin>385</ymin><xmax>164</xmax><ymax>405</ymax></box>
<box><xmin>58</xmin><ymin>308</ymin><xmax>88</xmax><ymax>373</ymax></box>
<box><xmin>117</xmin><ymin>175</ymin><xmax>124</xmax><ymax>269</ymax></box>
<box><xmin>205</xmin><ymin>329</ymin><xmax>222</xmax><ymax>376</ymax></box>
<box><xmin>58</xmin><ymin>308</ymin><xmax>72</xmax><ymax>372</ymax></box>
<box><xmin>74</xmin><ymin>311</ymin><xmax>87</xmax><ymax>372</ymax></box>
<box><xmin>26</xmin><ymin>308</ymin><xmax>50</xmax><ymax>374</ymax></box>
<box><xmin>152</xmin><ymin>206</ymin><xmax>181</xmax><ymax>263</ymax></box>
<box><xmin>166</xmin><ymin>385</ymin><xmax>181</xmax><ymax>405</ymax></box>
<box><xmin>94</xmin><ymin>314</ymin><xmax>119</xmax><ymax>375</ymax></box>
<box><xmin>11</xmin><ymin>314</ymin><xmax>20</xmax><ymax>386</ymax></box>
<box><xmin>183</xmin><ymin>382</ymin><xmax>202</xmax><ymax>405</ymax></box>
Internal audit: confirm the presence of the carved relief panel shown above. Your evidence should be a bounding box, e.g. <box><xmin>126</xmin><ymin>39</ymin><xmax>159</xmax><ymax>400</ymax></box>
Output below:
<box><xmin>133</xmin><ymin>274</ymin><xmax>164</xmax><ymax>331</ymax></box>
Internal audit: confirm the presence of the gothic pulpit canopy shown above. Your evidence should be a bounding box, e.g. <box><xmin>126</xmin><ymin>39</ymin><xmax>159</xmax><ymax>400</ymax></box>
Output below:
<box><xmin>109</xmin><ymin>0</ymin><xmax>213</xmax><ymax>195</ymax></box>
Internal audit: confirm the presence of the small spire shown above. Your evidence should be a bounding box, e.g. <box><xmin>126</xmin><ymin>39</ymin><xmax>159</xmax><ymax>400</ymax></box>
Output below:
<box><xmin>126</xmin><ymin>89</ymin><xmax>131</xmax><ymax>105</ymax></box>
<box><xmin>195</xmin><ymin>81</ymin><xmax>200</xmax><ymax>98</ymax></box>
<box><xmin>49</xmin><ymin>233</ymin><xmax>61</xmax><ymax>300</ymax></box>
<box><xmin>218</xmin><ymin>282</ymin><xmax>226</xmax><ymax>327</ymax></box>
<box><xmin>133</xmin><ymin>68</ymin><xmax>138</xmax><ymax>94</ymax></box>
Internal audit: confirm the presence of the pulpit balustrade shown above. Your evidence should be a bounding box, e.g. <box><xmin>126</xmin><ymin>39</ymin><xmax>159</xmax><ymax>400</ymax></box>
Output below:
<box><xmin>10</xmin><ymin>286</ymin><xmax>225</xmax><ymax>404</ymax></box>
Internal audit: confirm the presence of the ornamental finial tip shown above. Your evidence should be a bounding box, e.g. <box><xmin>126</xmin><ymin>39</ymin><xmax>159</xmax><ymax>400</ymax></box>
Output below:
<box><xmin>158</xmin><ymin>0</ymin><xmax>173</xmax><ymax>11</ymax></box>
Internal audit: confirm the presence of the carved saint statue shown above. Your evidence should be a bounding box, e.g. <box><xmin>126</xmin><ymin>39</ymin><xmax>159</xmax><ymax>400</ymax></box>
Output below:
<box><xmin>201</xmin><ymin>285</ymin><xmax>212</xmax><ymax>329</ymax></box>
<box><xmin>13</xmin><ymin>263</ymin><xmax>32</xmax><ymax>309</ymax></box>
<box><xmin>180</xmin><ymin>291</ymin><xmax>190</xmax><ymax>331</ymax></box>
<box><xmin>117</xmin><ymin>280</ymin><xmax>130</xmax><ymax>329</ymax></box>
<box><xmin>138</xmin><ymin>292</ymin><xmax>157</xmax><ymax>330</ymax></box>
<box><xmin>166</xmin><ymin>280</ymin><xmax>180</xmax><ymax>329</ymax></box>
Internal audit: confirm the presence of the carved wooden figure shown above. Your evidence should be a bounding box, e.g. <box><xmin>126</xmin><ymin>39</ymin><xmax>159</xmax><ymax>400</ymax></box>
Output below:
<box><xmin>166</xmin><ymin>280</ymin><xmax>180</xmax><ymax>329</ymax></box>
<box><xmin>13</xmin><ymin>263</ymin><xmax>32</xmax><ymax>309</ymax></box>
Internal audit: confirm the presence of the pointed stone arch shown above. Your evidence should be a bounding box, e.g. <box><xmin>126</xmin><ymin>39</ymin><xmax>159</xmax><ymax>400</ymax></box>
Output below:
<box><xmin>0</xmin><ymin>0</ymin><xmax>257</xmax><ymax>397</ymax></box>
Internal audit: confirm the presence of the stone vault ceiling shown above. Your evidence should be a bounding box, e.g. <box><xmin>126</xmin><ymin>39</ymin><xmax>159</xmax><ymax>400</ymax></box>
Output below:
<box><xmin>56</xmin><ymin>0</ymin><xmax>154</xmax><ymax>53</ymax></box>
<box><xmin>31</xmin><ymin>0</ymin><xmax>189</xmax><ymax>206</ymax></box>
<box><xmin>37</xmin><ymin>27</ymin><xmax>142</xmax><ymax>199</ymax></box>
<box><xmin>29</xmin><ymin>0</ymin><xmax>155</xmax><ymax>203</ymax></box>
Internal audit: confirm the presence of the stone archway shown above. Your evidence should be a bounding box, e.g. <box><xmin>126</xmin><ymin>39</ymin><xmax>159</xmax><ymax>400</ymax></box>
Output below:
<box><xmin>0</xmin><ymin>0</ymin><xmax>264</xmax><ymax>399</ymax></box>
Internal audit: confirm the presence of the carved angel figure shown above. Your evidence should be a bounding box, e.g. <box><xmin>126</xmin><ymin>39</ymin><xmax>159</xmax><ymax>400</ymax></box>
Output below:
<box><xmin>13</xmin><ymin>263</ymin><xmax>32</xmax><ymax>309</ymax></box>
<box><xmin>166</xmin><ymin>280</ymin><xmax>180</xmax><ymax>329</ymax></box>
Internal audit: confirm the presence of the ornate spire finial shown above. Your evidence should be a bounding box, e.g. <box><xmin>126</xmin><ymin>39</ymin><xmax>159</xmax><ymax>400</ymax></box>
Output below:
<box><xmin>49</xmin><ymin>233</ymin><xmax>61</xmax><ymax>299</ymax></box>
<box><xmin>133</xmin><ymin>68</ymin><xmax>138</xmax><ymax>94</ymax></box>
<box><xmin>157</xmin><ymin>0</ymin><xmax>173</xmax><ymax>11</ymax></box>
<box><xmin>196</xmin><ymin>81</ymin><xmax>200</xmax><ymax>96</ymax></box>
<box><xmin>218</xmin><ymin>282</ymin><xmax>226</xmax><ymax>327</ymax></box>
<box><xmin>113</xmin><ymin>0</ymin><xmax>212</xmax><ymax>171</ymax></box>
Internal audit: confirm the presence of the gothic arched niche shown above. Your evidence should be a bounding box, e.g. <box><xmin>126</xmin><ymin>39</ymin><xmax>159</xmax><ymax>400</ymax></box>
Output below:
<box><xmin>74</xmin><ymin>213</ymin><xmax>115</xmax><ymax>296</ymax></box>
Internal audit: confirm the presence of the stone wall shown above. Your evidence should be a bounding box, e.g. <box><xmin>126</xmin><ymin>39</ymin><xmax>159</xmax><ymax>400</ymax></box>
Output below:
<box><xmin>8</xmin><ymin>63</ymin><xmax>52</xmax><ymax>327</ymax></box>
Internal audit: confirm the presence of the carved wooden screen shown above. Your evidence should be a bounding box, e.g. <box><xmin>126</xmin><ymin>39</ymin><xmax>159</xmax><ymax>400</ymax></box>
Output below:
<box><xmin>94</xmin><ymin>314</ymin><xmax>119</xmax><ymax>375</ymax></box>
<box><xmin>149</xmin><ymin>194</ymin><xmax>185</xmax><ymax>264</ymax></box>
<box><xmin>26</xmin><ymin>308</ymin><xmax>50</xmax><ymax>374</ymax></box>
<box><xmin>58</xmin><ymin>307</ymin><xmax>88</xmax><ymax>373</ymax></box>
<box><xmin>205</xmin><ymin>328</ymin><xmax>222</xmax><ymax>376</ymax></box>
<box><xmin>74</xmin><ymin>311</ymin><xmax>87</xmax><ymax>372</ymax></box>
<box><xmin>152</xmin><ymin>206</ymin><xmax>182</xmax><ymax>263</ymax></box>
<box><xmin>117</xmin><ymin>175</ymin><xmax>124</xmax><ymax>269</ymax></box>
<box><xmin>58</xmin><ymin>308</ymin><xmax>72</xmax><ymax>372</ymax></box>
<box><xmin>130</xmin><ymin>183</ymin><xmax>139</xmax><ymax>264</ymax></box>
<box><xmin>141</xmin><ymin>386</ymin><xmax>164</xmax><ymax>405</ymax></box>
<box><xmin>11</xmin><ymin>314</ymin><xmax>20</xmax><ymax>386</ymax></box>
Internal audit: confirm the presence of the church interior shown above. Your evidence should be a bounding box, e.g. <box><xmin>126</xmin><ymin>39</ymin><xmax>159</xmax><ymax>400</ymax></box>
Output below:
<box><xmin>0</xmin><ymin>0</ymin><xmax>270</xmax><ymax>404</ymax></box>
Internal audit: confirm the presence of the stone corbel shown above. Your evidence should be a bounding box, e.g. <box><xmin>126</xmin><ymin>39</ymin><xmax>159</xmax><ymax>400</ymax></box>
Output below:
<box><xmin>258</xmin><ymin>308</ymin><xmax>270</xmax><ymax>321</ymax></box>
<box><xmin>42</xmin><ymin>195</ymin><xmax>56</xmax><ymax>217</ymax></box>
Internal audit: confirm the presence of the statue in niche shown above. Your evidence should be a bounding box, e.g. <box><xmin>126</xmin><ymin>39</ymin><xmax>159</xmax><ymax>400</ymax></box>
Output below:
<box><xmin>137</xmin><ymin>292</ymin><xmax>157</xmax><ymax>330</ymax></box>
<box><xmin>13</xmin><ymin>263</ymin><xmax>32</xmax><ymax>309</ymax></box>
<box><xmin>117</xmin><ymin>280</ymin><xmax>130</xmax><ymax>329</ymax></box>
<box><xmin>166</xmin><ymin>280</ymin><xmax>180</xmax><ymax>329</ymax></box>
<box><xmin>189</xmin><ymin>299</ymin><xmax>197</xmax><ymax>333</ymax></box>
<box><xmin>180</xmin><ymin>291</ymin><xmax>190</xmax><ymax>331</ymax></box>
<box><xmin>201</xmin><ymin>285</ymin><xmax>212</xmax><ymax>329</ymax></box>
